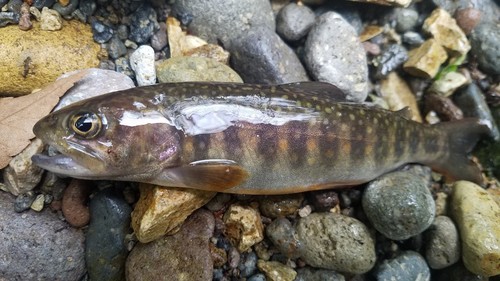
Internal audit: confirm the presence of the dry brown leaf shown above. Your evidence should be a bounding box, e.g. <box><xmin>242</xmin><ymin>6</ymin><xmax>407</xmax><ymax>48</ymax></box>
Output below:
<box><xmin>0</xmin><ymin>69</ymin><xmax>90</xmax><ymax>169</ymax></box>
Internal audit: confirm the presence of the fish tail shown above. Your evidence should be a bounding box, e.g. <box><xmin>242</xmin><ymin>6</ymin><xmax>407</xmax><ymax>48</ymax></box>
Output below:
<box><xmin>429</xmin><ymin>118</ymin><xmax>489</xmax><ymax>184</ymax></box>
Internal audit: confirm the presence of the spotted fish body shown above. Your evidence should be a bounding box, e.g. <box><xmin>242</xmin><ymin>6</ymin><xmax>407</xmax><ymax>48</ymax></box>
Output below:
<box><xmin>32</xmin><ymin>82</ymin><xmax>487</xmax><ymax>194</ymax></box>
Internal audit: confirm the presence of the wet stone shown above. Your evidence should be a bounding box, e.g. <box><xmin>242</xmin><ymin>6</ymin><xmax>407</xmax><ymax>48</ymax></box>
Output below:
<box><xmin>424</xmin><ymin>216</ymin><xmax>461</xmax><ymax>269</ymax></box>
<box><xmin>126</xmin><ymin>209</ymin><xmax>214</xmax><ymax>281</ymax></box>
<box><xmin>266</xmin><ymin>217</ymin><xmax>302</xmax><ymax>259</ymax></box>
<box><xmin>30</xmin><ymin>194</ymin><xmax>45</xmax><ymax>211</ymax></box>
<box><xmin>434</xmin><ymin>262</ymin><xmax>489</xmax><ymax>281</ymax></box>
<box><xmin>116</xmin><ymin>24</ymin><xmax>128</xmax><ymax>40</ymax></box>
<box><xmin>362</xmin><ymin>171</ymin><xmax>435</xmax><ymax>240</ymax></box>
<box><xmin>276</xmin><ymin>3</ymin><xmax>316</xmax><ymax>41</ymax></box>
<box><xmin>115</xmin><ymin>57</ymin><xmax>135</xmax><ymax>79</ymax></box>
<box><xmin>402</xmin><ymin>31</ymin><xmax>424</xmax><ymax>46</ymax></box>
<box><xmin>308</xmin><ymin>190</ymin><xmax>339</xmax><ymax>212</ymax></box>
<box><xmin>403</xmin><ymin>39</ymin><xmax>448</xmax><ymax>78</ymax></box>
<box><xmin>304</xmin><ymin>11</ymin><xmax>368</xmax><ymax>102</ymax></box>
<box><xmin>295</xmin><ymin>267</ymin><xmax>345</xmax><ymax>281</ymax></box>
<box><xmin>239</xmin><ymin>252</ymin><xmax>258</xmax><ymax>277</ymax></box>
<box><xmin>259</xmin><ymin>193</ymin><xmax>303</xmax><ymax>218</ymax></box>
<box><xmin>423</xmin><ymin>8</ymin><xmax>470</xmax><ymax>56</ymax></box>
<box><xmin>424</xmin><ymin>93</ymin><xmax>463</xmax><ymax>121</ymax></box>
<box><xmin>375</xmin><ymin>44</ymin><xmax>408</xmax><ymax>78</ymax></box>
<box><xmin>52</xmin><ymin>0</ymin><xmax>77</xmax><ymax>17</ymax></box>
<box><xmin>78</xmin><ymin>0</ymin><xmax>96</xmax><ymax>22</ymax></box>
<box><xmin>85</xmin><ymin>188</ymin><xmax>132</xmax><ymax>281</ymax></box>
<box><xmin>205</xmin><ymin>193</ymin><xmax>231</xmax><ymax>212</ymax></box>
<box><xmin>128</xmin><ymin>3</ymin><xmax>158</xmax><ymax>44</ymax></box>
<box><xmin>107</xmin><ymin>35</ymin><xmax>127</xmax><ymax>60</ymax></box>
<box><xmin>6</xmin><ymin>0</ymin><xmax>22</xmax><ymax>13</ymax></box>
<box><xmin>0</xmin><ymin>11</ymin><xmax>19</xmax><ymax>27</ymax></box>
<box><xmin>40</xmin><ymin>7</ymin><xmax>62</xmax><ymax>31</ymax></box>
<box><xmin>223</xmin><ymin>204</ymin><xmax>264</xmax><ymax>252</ymax></box>
<box><xmin>470</xmin><ymin>22</ymin><xmax>500</xmax><ymax>75</ymax></box>
<box><xmin>257</xmin><ymin>260</ymin><xmax>297</xmax><ymax>281</ymax></box>
<box><xmin>129</xmin><ymin>45</ymin><xmax>156</xmax><ymax>86</ymax></box>
<box><xmin>374</xmin><ymin>251</ymin><xmax>430</xmax><ymax>281</ymax></box>
<box><xmin>0</xmin><ymin>191</ymin><xmax>86</xmax><ymax>280</ymax></box>
<box><xmin>62</xmin><ymin>179</ymin><xmax>92</xmax><ymax>228</ymax></box>
<box><xmin>91</xmin><ymin>18</ymin><xmax>114</xmax><ymax>43</ymax></box>
<box><xmin>248</xmin><ymin>273</ymin><xmax>267</xmax><ymax>281</ymax></box>
<box><xmin>32</xmin><ymin>0</ymin><xmax>55</xmax><ymax>9</ymax></box>
<box><xmin>428</xmin><ymin>71</ymin><xmax>468</xmax><ymax>97</ymax></box>
<box><xmin>229</xmin><ymin>25</ymin><xmax>308</xmax><ymax>84</ymax></box>
<box><xmin>14</xmin><ymin>191</ymin><xmax>36</xmax><ymax>213</ymax></box>
<box><xmin>151</xmin><ymin>22</ymin><xmax>167</xmax><ymax>51</ymax></box>
<box><xmin>395</xmin><ymin>8</ymin><xmax>419</xmax><ymax>32</ymax></box>
<box><xmin>454</xmin><ymin>8</ymin><xmax>482</xmax><ymax>35</ymax></box>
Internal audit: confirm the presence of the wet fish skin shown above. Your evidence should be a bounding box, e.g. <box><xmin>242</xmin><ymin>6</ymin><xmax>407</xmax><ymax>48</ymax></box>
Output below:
<box><xmin>32</xmin><ymin>82</ymin><xmax>487</xmax><ymax>194</ymax></box>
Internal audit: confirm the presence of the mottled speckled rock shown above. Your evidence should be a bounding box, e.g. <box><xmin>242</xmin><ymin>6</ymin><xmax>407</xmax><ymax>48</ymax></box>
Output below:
<box><xmin>304</xmin><ymin>12</ymin><xmax>368</xmax><ymax>102</ymax></box>
<box><xmin>229</xmin><ymin>25</ymin><xmax>309</xmax><ymax>84</ymax></box>
<box><xmin>403</xmin><ymin>39</ymin><xmax>448</xmax><ymax>78</ymax></box>
<box><xmin>126</xmin><ymin>209</ymin><xmax>214</xmax><ymax>281</ymax></box>
<box><xmin>257</xmin><ymin>260</ymin><xmax>297</xmax><ymax>281</ymax></box>
<box><xmin>296</xmin><ymin>213</ymin><xmax>376</xmax><ymax>274</ymax></box>
<box><xmin>259</xmin><ymin>193</ymin><xmax>303</xmax><ymax>218</ymax></box>
<box><xmin>450</xmin><ymin>181</ymin><xmax>500</xmax><ymax>277</ymax></box>
<box><xmin>172</xmin><ymin>0</ymin><xmax>275</xmax><ymax>48</ymax></box>
<box><xmin>363</xmin><ymin>171</ymin><xmax>435</xmax><ymax>240</ymax></box>
<box><xmin>129</xmin><ymin>45</ymin><xmax>156</xmax><ymax>86</ymax></box>
<box><xmin>131</xmin><ymin>183</ymin><xmax>215</xmax><ymax>243</ymax></box>
<box><xmin>85</xmin><ymin>188</ymin><xmax>132</xmax><ymax>281</ymax></box>
<box><xmin>223</xmin><ymin>204</ymin><xmax>264</xmax><ymax>252</ymax></box>
<box><xmin>470</xmin><ymin>22</ymin><xmax>500</xmax><ymax>75</ymax></box>
<box><xmin>0</xmin><ymin>191</ymin><xmax>85</xmax><ymax>280</ymax></box>
<box><xmin>276</xmin><ymin>3</ymin><xmax>316</xmax><ymax>41</ymax></box>
<box><xmin>0</xmin><ymin>21</ymin><xmax>100</xmax><ymax>96</ymax></box>
<box><xmin>424</xmin><ymin>216</ymin><xmax>460</xmax><ymax>269</ymax></box>
<box><xmin>266</xmin><ymin>217</ymin><xmax>302</xmax><ymax>259</ymax></box>
<box><xmin>374</xmin><ymin>251</ymin><xmax>430</xmax><ymax>281</ymax></box>
<box><xmin>295</xmin><ymin>267</ymin><xmax>345</xmax><ymax>281</ymax></box>
<box><xmin>156</xmin><ymin>56</ymin><xmax>243</xmax><ymax>83</ymax></box>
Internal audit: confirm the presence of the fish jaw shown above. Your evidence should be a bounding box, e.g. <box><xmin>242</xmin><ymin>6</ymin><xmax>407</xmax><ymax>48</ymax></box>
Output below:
<box><xmin>31</xmin><ymin>153</ymin><xmax>96</xmax><ymax>179</ymax></box>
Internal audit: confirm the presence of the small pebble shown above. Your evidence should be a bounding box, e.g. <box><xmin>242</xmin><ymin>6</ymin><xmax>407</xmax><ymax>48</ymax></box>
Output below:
<box><xmin>129</xmin><ymin>45</ymin><xmax>156</xmax><ymax>86</ymax></box>
<box><xmin>239</xmin><ymin>252</ymin><xmax>258</xmax><ymax>277</ymax></box>
<box><xmin>40</xmin><ymin>7</ymin><xmax>62</xmax><ymax>31</ymax></box>
<box><xmin>424</xmin><ymin>216</ymin><xmax>460</xmax><ymax>269</ymax></box>
<box><xmin>32</xmin><ymin>0</ymin><xmax>55</xmax><ymax>10</ymax></box>
<box><xmin>374</xmin><ymin>251</ymin><xmax>431</xmax><ymax>281</ymax></box>
<box><xmin>276</xmin><ymin>3</ymin><xmax>316</xmax><ymax>41</ymax></box>
<box><xmin>52</xmin><ymin>0</ymin><xmax>77</xmax><ymax>17</ymax></box>
<box><xmin>295</xmin><ymin>267</ymin><xmax>345</xmax><ymax>281</ymax></box>
<box><xmin>62</xmin><ymin>179</ymin><xmax>92</xmax><ymax>228</ymax></box>
<box><xmin>91</xmin><ymin>18</ymin><xmax>114</xmax><ymax>43</ymax></box>
<box><xmin>6</xmin><ymin>0</ymin><xmax>22</xmax><ymax>13</ymax></box>
<box><xmin>106</xmin><ymin>35</ymin><xmax>127</xmax><ymax>59</ymax></box>
<box><xmin>404</xmin><ymin>39</ymin><xmax>448</xmax><ymax>78</ymax></box>
<box><xmin>266</xmin><ymin>217</ymin><xmax>302</xmax><ymax>259</ymax></box>
<box><xmin>298</xmin><ymin>204</ymin><xmax>312</xmax><ymax>217</ymax></box>
<box><xmin>424</xmin><ymin>93</ymin><xmax>463</xmax><ymax>121</ymax></box>
<box><xmin>248</xmin><ymin>273</ymin><xmax>267</xmax><ymax>281</ymax></box>
<box><xmin>205</xmin><ymin>193</ymin><xmax>231</xmax><ymax>212</ymax></box>
<box><xmin>128</xmin><ymin>3</ymin><xmax>158</xmax><ymax>44</ymax></box>
<box><xmin>14</xmin><ymin>191</ymin><xmax>36</xmax><ymax>213</ymax></box>
<box><xmin>308</xmin><ymin>190</ymin><xmax>339</xmax><ymax>212</ymax></box>
<box><xmin>454</xmin><ymin>8</ymin><xmax>481</xmax><ymax>35</ymax></box>
<box><xmin>30</xmin><ymin>194</ymin><xmax>45</xmax><ymax>212</ymax></box>
<box><xmin>78</xmin><ymin>0</ymin><xmax>96</xmax><ymax>22</ymax></box>
<box><xmin>115</xmin><ymin>57</ymin><xmax>134</xmax><ymax>79</ymax></box>
<box><xmin>17</xmin><ymin>2</ymin><xmax>31</xmax><ymax>30</ymax></box>
<box><xmin>151</xmin><ymin>22</ymin><xmax>167</xmax><ymax>51</ymax></box>
<box><xmin>0</xmin><ymin>11</ymin><xmax>19</xmax><ymax>27</ymax></box>
<box><xmin>429</xmin><ymin>71</ymin><xmax>468</xmax><ymax>97</ymax></box>
<box><xmin>362</xmin><ymin>171</ymin><xmax>435</xmax><ymax>240</ymax></box>
<box><xmin>259</xmin><ymin>194</ymin><xmax>303</xmax><ymax>218</ymax></box>
<box><xmin>402</xmin><ymin>31</ymin><xmax>424</xmax><ymax>46</ymax></box>
<box><xmin>376</xmin><ymin>44</ymin><xmax>408</xmax><ymax>78</ymax></box>
<box><xmin>257</xmin><ymin>260</ymin><xmax>297</xmax><ymax>281</ymax></box>
<box><xmin>395</xmin><ymin>8</ymin><xmax>419</xmax><ymax>32</ymax></box>
<box><xmin>223</xmin><ymin>204</ymin><xmax>264</xmax><ymax>252</ymax></box>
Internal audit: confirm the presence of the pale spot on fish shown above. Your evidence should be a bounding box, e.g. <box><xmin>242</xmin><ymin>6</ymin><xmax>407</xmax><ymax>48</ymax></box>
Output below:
<box><xmin>349</xmin><ymin>114</ymin><xmax>356</xmax><ymax>121</ymax></box>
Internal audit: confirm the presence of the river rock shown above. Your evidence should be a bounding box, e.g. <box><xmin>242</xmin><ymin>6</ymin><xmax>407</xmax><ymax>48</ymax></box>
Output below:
<box><xmin>362</xmin><ymin>171</ymin><xmax>435</xmax><ymax>240</ymax></box>
<box><xmin>54</xmin><ymin>68</ymin><xmax>135</xmax><ymax>110</ymax></box>
<box><xmin>296</xmin><ymin>212</ymin><xmax>376</xmax><ymax>274</ymax></box>
<box><xmin>131</xmin><ymin>183</ymin><xmax>215</xmax><ymax>243</ymax></box>
<box><xmin>266</xmin><ymin>217</ymin><xmax>302</xmax><ymax>259</ymax></box>
<box><xmin>40</xmin><ymin>7</ymin><xmax>62</xmax><ymax>31</ymax></box>
<box><xmin>403</xmin><ymin>39</ymin><xmax>448</xmax><ymax>78</ymax></box>
<box><xmin>223</xmin><ymin>204</ymin><xmax>264</xmax><ymax>252</ymax></box>
<box><xmin>126</xmin><ymin>209</ymin><xmax>215</xmax><ymax>281</ymax></box>
<box><xmin>259</xmin><ymin>193</ymin><xmax>303</xmax><ymax>218</ymax></box>
<box><xmin>129</xmin><ymin>45</ymin><xmax>156</xmax><ymax>86</ymax></box>
<box><xmin>450</xmin><ymin>181</ymin><xmax>500</xmax><ymax>277</ymax></box>
<box><xmin>374</xmin><ymin>251</ymin><xmax>431</xmax><ymax>281</ymax></box>
<box><xmin>61</xmin><ymin>179</ymin><xmax>92</xmax><ymax>228</ymax></box>
<box><xmin>156</xmin><ymin>56</ymin><xmax>243</xmax><ymax>83</ymax></box>
<box><xmin>128</xmin><ymin>3</ymin><xmax>158</xmax><ymax>44</ymax></box>
<box><xmin>428</xmin><ymin>71</ymin><xmax>468</xmax><ymax>97</ymax></box>
<box><xmin>257</xmin><ymin>260</ymin><xmax>297</xmax><ymax>281</ymax></box>
<box><xmin>295</xmin><ymin>267</ymin><xmax>345</xmax><ymax>281</ymax></box>
<box><xmin>172</xmin><ymin>0</ymin><xmax>275</xmax><ymax>48</ymax></box>
<box><xmin>304</xmin><ymin>12</ymin><xmax>368</xmax><ymax>102</ymax></box>
<box><xmin>470</xmin><ymin>21</ymin><xmax>500</xmax><ymax>75</ymax></box>
<box><xmin>0</xmin><ymin>20</ymin><xmax>100</xmax><ymax>96</ymax></box>
<box><xmin>230</xmin><ymin>25</ymin><xmax>309</xmax><ymax>84</ymax></box>
<box><xmin>85</xmin><ymin>188</ymin><xmax>132</xmax><ymax>281</ymax></box>
<box><xmin>0</xmin><ymin>191</ymin><xmax>85</xmax><ymax>280</ymax></box>
<box><xmin>276</xmin><ymin>3</ymin><xmax>316</xmax><ymax>41</ymax></box>
<box><xmin>424</xmin><ymin>216</ymin><xmax>461</xmax><ymax>269</ymax></box>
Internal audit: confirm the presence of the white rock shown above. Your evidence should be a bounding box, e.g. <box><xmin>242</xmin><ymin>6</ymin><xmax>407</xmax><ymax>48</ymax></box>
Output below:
<box><xmin>40</xmin><ymin>7</ymin><xmax>62</xmax><ymax>31</ymax></box>
<box><xmin>130</xmin><ymin>45</ymin><xmax>157</xmax><ymax>86</ymax></box>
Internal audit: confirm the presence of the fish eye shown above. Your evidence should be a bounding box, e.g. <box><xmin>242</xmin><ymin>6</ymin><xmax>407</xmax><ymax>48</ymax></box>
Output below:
<box><xmin>69</xmin><ymin>112</ymin><xmax>102</xmax><ymax>138</ymax></box>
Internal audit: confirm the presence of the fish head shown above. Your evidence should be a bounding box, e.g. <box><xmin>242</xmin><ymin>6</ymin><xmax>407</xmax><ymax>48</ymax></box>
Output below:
<box><xmin>32</xmin><ymin>95</ymin><xmax>181</xmax><ymax>181</ymax></box>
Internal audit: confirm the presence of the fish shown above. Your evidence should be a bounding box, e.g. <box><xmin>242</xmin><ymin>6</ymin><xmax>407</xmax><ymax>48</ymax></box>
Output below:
<box><xmin>31</xmin><ymin>82</ymin><xmax>488</xmax><ymax>195</ymax></box>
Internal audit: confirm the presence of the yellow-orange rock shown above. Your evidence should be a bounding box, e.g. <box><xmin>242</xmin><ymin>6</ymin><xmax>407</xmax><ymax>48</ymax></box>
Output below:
<box><xmin>380</xmin><ymin>72</ymin><xmax>422</xmax><ymax>122</ymax></box>
<box><xmin>131</xmin><ymin>183</ymin><xmax>215</xmax><ymax>243</ymax></box>
<box><xmin>0</xmin><ymin>21</ymin><xmax>100</xmax><ymax>96</ymax></box>
<box><xmin>223</xmin><ymin>204</ymin><xmax>264</xmax><ymax>252</ymax></box>
<box><xmin>403</xmin><ymin>39</ymin><xmax>448</xmax><ymax>79</ymax></box>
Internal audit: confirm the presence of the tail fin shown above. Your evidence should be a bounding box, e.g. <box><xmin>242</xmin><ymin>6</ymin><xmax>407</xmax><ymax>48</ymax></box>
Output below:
<box><xmin>430</xmin><ymin>118</ymin><xmax>489</xmax><ymax>184</ymax></box>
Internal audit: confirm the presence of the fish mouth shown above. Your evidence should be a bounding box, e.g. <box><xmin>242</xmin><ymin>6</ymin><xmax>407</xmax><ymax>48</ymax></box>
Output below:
<box><xmin>31</xmin><ymin>152</ymin><xmax>95</xmax><ymax>178</ymax></box>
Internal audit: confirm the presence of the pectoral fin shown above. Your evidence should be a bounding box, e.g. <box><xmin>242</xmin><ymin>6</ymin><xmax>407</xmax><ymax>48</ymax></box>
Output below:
<box><xmin>160</xmin><ymin>160</ymin><xmax>249</xmax><ymax>192</ymax></box>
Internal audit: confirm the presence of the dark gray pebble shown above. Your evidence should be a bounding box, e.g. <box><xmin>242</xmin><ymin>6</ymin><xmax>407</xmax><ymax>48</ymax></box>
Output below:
<box><xmin>308</xmin><ymin>190</ymin><xmax>339</xmax><ymax>212</ymax></box>
<box><xmin>374</xmin><ymin>251</ymin><xmax>430</xmax><ymax>281</ymax></box>
<box><xmin>78</xmin><ymin>0</ymin><xmax>96</xmax><ymax>22</ymax></box>
<box><xmin>376</xmin><ymin>44</ymin><xmax>408</xmax><ymax>78</ymax></box>
<box><xmin>295</xmin><ymin>267</ymin><xmax>345</xmax><ymax>281</ymax></box>
<box><xmin>85</xmin><ymin>188</ymin><xmax>132</xmax><ymax>281</ymax></box>
<box><xmin>107</xmin><ymin>35</ymin><xmax>127</xmax><ymax>59</ymax></box>
<box><xmin>32</xmin><ymin>0</ymin><xmax>55</xmax><ymax>9</ymax></box>
<box><xmin>402</xmin><ymin>31</ymin><xmax>424</xmax><ymax>46</ymax></box>
<box><xmin>117</xmin><ymin>24</ymin><xmax>129</xmax><ymax>40</ymax></box>
<box><xmin>433</xmin><ymin>262</ymin><xmax>489</xmax><ymax>281</ymax></box>
<box><xmin>470</xmin><ymin>22</ymin><xmax>500</xmax><ymax>75</ymax></box>
<box><xmin>266</xmin><ymin>217</ymin><xmax>302</xmax><ymax>259</ymax></box>
<box><xmin>229</xmin><ymin>25</ymin><xmax>309</xmax><ymax>84</ymax></box>
<box><xmin>276</xmin><ymin>3</ymin><xmax>316</xmax><ymax>41</ymax></box>
<box><xmin>115</xmin><ymin>57</ymin><xmax>134</xmax><ymax>79</ymax></box>
<box><xmin>247</xmin><ymin>273</ymin><xmax>266</xmax><ymax>281</ymax></box>
<box><xmin>91</xmin><ymin>18</ymin><xmax>114</xmax><ymax>43</ymax></box>
<box><xmin>52</xmin><ymin>0</ymin><xmax>78</xmax><ymax>17</ymax></box>
<box><xmin>128</xmin><ymin>3</ymin><xmax>158</xmax><ymax>44</ymax></box>
<box><xmin>431</xmin><ymin>0</ymin><xmax>500</xmax><ymax>24</ymax></box>
<box><xmin>454</xmin><ymin>83</ymin><xmax>499</xmax><ymax>140</ymax></box>
<box><xmin>0</xmin><ymin>0</ymin><xmax>9</xmax><ymax>8</ymax></box>
<box><xmin>151</xmin><ymin>22</ymin><xmax>167</xmax><ymax>51</ymax></box>
<box><xmin>14</xmin><ymin>191</ymin><xmax>36</xmax><ymax>213</ymax></box>
<box><xmin>0</xmin><ymin>11</ymin><xmax>19</xmax><ymax>27</ymax></box>
<box><xmin>424</xmin><ymin>216</ymin><xmax>460</xmax><ymax>269</ymax></box>
<box><xmin>239</xmin><ymin>252</ymin><xmax>258</xmax><ymax>277</ymax></box>
<box><xmin>6</xmin><ymin>0</ymin><xmax>22</xmax><ymax>13</ymax></box>
<box><xmin>395</xmin><ymin>8</ymin><xmax>419</xmax><ymax>32</ymax></box>
<box><xmin>362</xmin><ymin>171</ymin><xmax>435</xmax><ymax>240</ymax></box>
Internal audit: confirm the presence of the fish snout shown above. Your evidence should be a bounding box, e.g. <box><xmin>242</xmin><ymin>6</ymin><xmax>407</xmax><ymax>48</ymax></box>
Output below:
<box><xmin>33</xmin><ymin>114</ymin><xmax>58</xmax><ymax>138</ymax></box>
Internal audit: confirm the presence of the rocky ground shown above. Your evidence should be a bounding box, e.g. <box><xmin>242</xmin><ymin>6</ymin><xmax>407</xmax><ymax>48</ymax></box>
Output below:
<box><xmin>0</xmin><ymin>0</ymin><xmax>499</xmax><ymax>280</ymax></box>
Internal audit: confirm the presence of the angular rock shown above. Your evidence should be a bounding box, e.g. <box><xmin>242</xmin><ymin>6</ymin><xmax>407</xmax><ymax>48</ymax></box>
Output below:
<box><xmin>128</xmin><ymin>3</ymin><xmax>158</xmax><ymax>44</ymax></box>
<box><xmin>450</xmin><ymin>181</ymin><xmax>500</xmax><ymax>277</ymax></box>
<box><xmin>424</xmin><ymin>216</ymin><xmax>460</xmax><ymax>269</ymax></box>
<box><xmin>131</xmin><ymin>183</ymin><xmax>215</xmax><ymax>243</ymax></box>
<box><xmin>223</xmin><ymin>204</ymin><xmax>264</xmax><ymax>252</ymax></box>
<box><xmin>423</xmin><ymin>8</ymin><xmax>471</xmax><ymax>56</ymax></box>
<box><xmin>54</xmin><ymin>68</ymin><xmax>135</xmax><ymax>110</ymax></box>
<box><xmin>30</xmin><ymin>193</ymin><xmax>45</xmax><ymax>211</ymax></box>
<box><xmin>0</xmin><ymin>191</ymin><xmax>85</xmax><ymax>280</ymax></box>
<box><xmin>107</xmin><ymin>35</ymin><xmax>127</xmax><ymax>60</ymax></box>
<box><xmin>156</xmin><ymin>56</ymin><xmax>243</xmax><ymax>83</ymax></box>
<box><xmin>380</xmin><ymin>72</ymin><xmax>422</xmax><ymax>122</ymax></box>
<box><xmin>428</xmin><ymin>71</ymin><xmax>468</xmax><ymax>97</ymax></box>
<box><xmin>229</xmin><ymin>25</ymin><xmax>309</xmax><ymax>84</ymax></box>
<box><xmin>130</xmin><ymin>45</ymin><xmax>156</xmax><ymax>86</ymax></box>
<box><xmin>276</xmin><ymin>3</ymin><xmax>316</xmax><ymax>41</ymax></box>
<box><xmin>0</xmin><ymin>20</ymin><xmax>100</xmax><ymax>96</ymax></box>
<box><xmin>86</xmin><ymin>188</ymin><xmax>132</xmax><ymax>281</ymax></box>
<box><xmin>3</xmin><ymin>138</ymin><xmax>44</xmax><ymax>196</ymax></box>
<box><xmin>40</xmin><ymin>7</ymin><xmax>62</xmax><ymax>31</ymax></box>
<box><xmin>166</xmin><ymin>16</ymin><xmax>207</xmax><ymax>58</ymax></box>
<box><xmin>305</xmin><ymin>12</ymin><xmax>368</xmax><ymax>102</ymax></box>
<box><xmin>172</xmin><ymin>0</ymin><xmax>275</xmax><ymax>48</ymax></box>
<box><xmin>470</xmin><ymin>22</ymin><xmax>500</xmax><ymax>75</ymax></box>
<box><xmin>362</xmin><ymin>171</ymin><xmax>435</xmax><ymax>240</ymax></box>
<box><xmin>296</xmin><ymin>213</ymin><xmax>376</xmax><ymax>274</ymax></box>
<box><xmin>403</xmin><ymin>39</ymin><xmax>448</xmax><ymax>79</ymax></box>
<box><xmin>126</xmin><ymin>209</ymin><xmax>215</xmax><ymax>281</ymax></box>
<box><xmin>374</xmin><ymin>251</ymin><xmax>431</xmax><ymax>281</ymax></box>
<box><xmin>258</xmin><ymin>193</ymin><xmax>303</xmax><ymax>218</ymax></box>
<box><xmin>257</xmin><ymin>260</ymin><xmax>297</xmax><ymax>281</ymax></box>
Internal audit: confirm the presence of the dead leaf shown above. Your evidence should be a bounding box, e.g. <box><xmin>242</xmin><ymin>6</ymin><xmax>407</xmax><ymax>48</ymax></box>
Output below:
<box><xmin>0</xmin><ymin>69</ymin><xmax>90</xmax><ymax>169</ymax></box>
